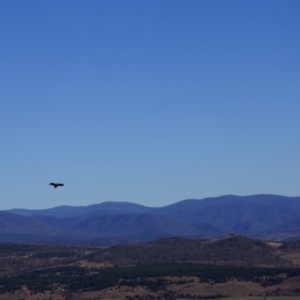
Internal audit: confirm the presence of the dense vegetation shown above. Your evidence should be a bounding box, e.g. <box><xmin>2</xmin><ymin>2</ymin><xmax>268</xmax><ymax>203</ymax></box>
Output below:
<box><xmin>1</xmin><ymin>263</ymin><xmax>300</xmax><ymax>294</ymax></box>
<box><xmin>279</xmin><ymin>240</ymin><xmax>300</xmax><ymax>250</ymax></box>
<box><xmin>88</xmin><ymin>236</ymin><xmax>291</xmax><ymax>267</ymax></box>
<box><xmin>0</xmin><ymin>237</ymin><xmax>300</xmax><ymax>298</ymax></box>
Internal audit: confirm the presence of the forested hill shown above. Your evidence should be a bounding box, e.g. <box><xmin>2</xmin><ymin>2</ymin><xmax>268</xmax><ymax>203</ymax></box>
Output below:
<box><xmin>88</xmin><ymin>235</ymin><xmax>292</xmax><ymax>267</ymax></box>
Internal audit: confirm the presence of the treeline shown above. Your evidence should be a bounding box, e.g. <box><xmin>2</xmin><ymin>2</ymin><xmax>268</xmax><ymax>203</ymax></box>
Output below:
<box><xmin>31</xmin><ymin>251</ymin><xmax>78</xmax><ymax>259</ymax></box>
<box><xmin>0</xmin><ymin>243</ymin><xmax>85</xmax><ymax>259</ymax></box>
<box><xmin>0</xmin><ymin>243</ymin><xmax>36</xmax><ymax>257</ymax></box>
<box><xmin>1</xmin><ymin>263</ymin><xmax>300</xmax><ymax>294</ymax></box>
<box><xmin>125</xmin><ymin>292</ymin><xmax>227</xmax><ymax>300</ymax></box>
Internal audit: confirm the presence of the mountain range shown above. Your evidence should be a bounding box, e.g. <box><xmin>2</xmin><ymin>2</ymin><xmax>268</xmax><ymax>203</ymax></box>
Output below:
<box><xmin>1</xmin><ymin>194</ymin><xmax>300</xmax><ymax>245</ymax></box>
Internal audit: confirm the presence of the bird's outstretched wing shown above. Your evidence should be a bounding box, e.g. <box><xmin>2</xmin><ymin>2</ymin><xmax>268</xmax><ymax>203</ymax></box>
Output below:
<box><xmin>49</xmin><ymin>182</ymin><xmax>64</xmax><ymax>188</ymax></box>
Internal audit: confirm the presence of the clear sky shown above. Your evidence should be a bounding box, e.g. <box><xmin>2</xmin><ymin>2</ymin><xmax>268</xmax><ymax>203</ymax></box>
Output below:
<box><xmin>1</xmin><ymin>0</ymin><xmax>300</xmax><ymax>210</ymax></box>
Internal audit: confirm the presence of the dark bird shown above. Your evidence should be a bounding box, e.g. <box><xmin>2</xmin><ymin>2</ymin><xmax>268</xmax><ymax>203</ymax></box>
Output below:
<box><xmin>49</xmin><ymin>183</ymin><xmax>64</xmax><ymax>188</ymax></box>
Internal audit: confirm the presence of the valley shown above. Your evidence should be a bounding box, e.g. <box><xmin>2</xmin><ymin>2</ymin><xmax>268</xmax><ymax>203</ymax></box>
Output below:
<box><xmin>0</xmin><ymin>236</ymin><xmax>300</xmax><ymax>299</ymax></box>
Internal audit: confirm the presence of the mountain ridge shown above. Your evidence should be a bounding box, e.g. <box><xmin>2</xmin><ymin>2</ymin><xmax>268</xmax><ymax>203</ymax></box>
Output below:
<box><xmin>2</xmin><ymin>194</ymin><xmax>300</xmax><ymax>245</ymax></box>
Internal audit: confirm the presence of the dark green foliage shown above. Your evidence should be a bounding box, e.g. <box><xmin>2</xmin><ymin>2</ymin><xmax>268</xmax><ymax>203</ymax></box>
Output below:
<box><xmin>31</xmin><ymin>251</ymin><xmax>77</xmax><ymax>259</ymax></box>
<box><xmin>1</xmin><ymin>263</ymin><xmax>300</xmax><ymax>294</ymax></box>
<box><xmin>0</xmin><ymin>243</ymin><xmax>88</xmax><ymax>277</ymax></box>
<box><xmin>0</xmin><ymin>243</ymin><xmax>37</xmax><ymax>257</ymax></box>
<box><xmin>176</xmin><ymin>293</ymin><xmax>227</xmax><ymax>299</ymax></box>
<box><xmin>88</xmin><ymin>236</ymin><xmax>291</xmax><ymax>267</ymax></box>
<box><xmin>280</xmin><ymin>240</ymin><xmax>300</xmax><ymax>250</ymax></box>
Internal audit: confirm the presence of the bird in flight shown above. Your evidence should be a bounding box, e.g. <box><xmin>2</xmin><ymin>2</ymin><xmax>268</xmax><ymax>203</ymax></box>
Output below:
<box><xmin>49</xmin><ymin>183</ymin><xmax>64</xmax><ymax>188</ymax></box>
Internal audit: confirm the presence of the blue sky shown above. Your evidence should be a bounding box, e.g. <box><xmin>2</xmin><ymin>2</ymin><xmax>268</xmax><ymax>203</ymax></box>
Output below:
<box><xmin>1</xmin><ymin>0</ymin><xmax>300</xmax><ymax>209</ymax></box>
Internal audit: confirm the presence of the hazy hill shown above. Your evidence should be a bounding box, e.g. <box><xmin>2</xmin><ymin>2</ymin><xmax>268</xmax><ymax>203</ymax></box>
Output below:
<box><xmin>8</xmin><ymin>201</ymin><xmax>151</xmax><ymax>218</ymax></box>
<box><xmin>69</xmin><ymin>213</ymin><xmax>195</xmax><ymax>236</ymax></box>
<box><xmin>0</xmin><ymin>212</ymin><xmax>58</xmax><ymax>233</ymax></box>
<box><xmin>2</xmin><ymin>194</ymin><xmax>300</xmax><ymax>244</ymax></box>
<box><xmin>151</xmin><ymin>195</ymin><xmax>300</xmax><ymax>226</ymax></box>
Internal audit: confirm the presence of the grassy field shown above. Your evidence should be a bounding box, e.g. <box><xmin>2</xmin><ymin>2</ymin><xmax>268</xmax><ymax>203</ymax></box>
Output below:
<box><xmin>4</xmin><ymin>292</ymin><xmax>300</xmax><ymax>300</ymax></box>
<box><xmin>1</xmin><ymin>279</ymin><xmax>300</xmax><ymax>300</ymax></box>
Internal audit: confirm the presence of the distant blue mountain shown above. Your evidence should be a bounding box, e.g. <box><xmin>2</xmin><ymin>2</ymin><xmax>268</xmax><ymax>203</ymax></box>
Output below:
<box><xmin>8</xmin><ymin>201</ymin><xmax>151</xmax><ymax>218</ymax></box>
<box><xmin>2</xmin><ymin>194</ymin><xmax>300</xmax><ymax>244</ymax></box>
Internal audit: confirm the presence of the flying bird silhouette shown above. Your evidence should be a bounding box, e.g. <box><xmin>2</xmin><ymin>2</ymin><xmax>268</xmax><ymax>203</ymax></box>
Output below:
<box><xmin>49</xmin><ymin>183</ymin><xmax>64</xmax><ymax>188</ymax></box>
